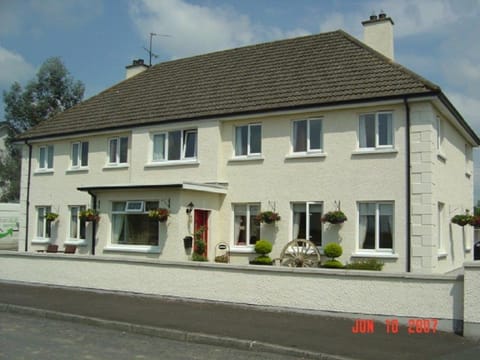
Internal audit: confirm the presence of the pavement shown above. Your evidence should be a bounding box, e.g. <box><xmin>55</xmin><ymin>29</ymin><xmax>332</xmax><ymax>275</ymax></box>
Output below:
<box><xmin>0</xmin><ymin>280</ymin><xmax>479</xmax><ymax>360</ymax></box>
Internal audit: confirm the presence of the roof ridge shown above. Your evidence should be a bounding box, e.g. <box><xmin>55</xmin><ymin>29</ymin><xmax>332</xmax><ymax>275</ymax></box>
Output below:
<box><xmin>337</xmin><ymin>30</ymin><xmax>441</xmax><ymax>92</ymax></box>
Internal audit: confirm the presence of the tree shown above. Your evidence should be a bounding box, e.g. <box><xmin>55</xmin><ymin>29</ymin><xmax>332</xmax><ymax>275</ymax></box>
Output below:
<box><xmin>0</xmin><ymin>57</ymin><xmax>84</xmax><ymax>202</ymax></box>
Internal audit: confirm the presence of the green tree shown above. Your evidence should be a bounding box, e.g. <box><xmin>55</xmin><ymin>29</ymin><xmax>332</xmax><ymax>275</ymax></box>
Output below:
<box><xmin>1</xmin><ymin>57</ymin><xmax>84</xmax><ymax>201</ymax></box>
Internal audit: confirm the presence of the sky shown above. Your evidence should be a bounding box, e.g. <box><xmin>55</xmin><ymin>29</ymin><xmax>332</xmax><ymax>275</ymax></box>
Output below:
<box><xmin>1</xmin><ymin>0</ymin><xmax>480</xmax><ymax>195</ymax></box>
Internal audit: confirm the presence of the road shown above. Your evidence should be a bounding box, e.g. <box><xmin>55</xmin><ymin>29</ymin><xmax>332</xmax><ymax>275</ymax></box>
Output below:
<box><xmin>0</xmin><ymin>312</ymin><xmax>303</xmax><ymax>360</ymax></box>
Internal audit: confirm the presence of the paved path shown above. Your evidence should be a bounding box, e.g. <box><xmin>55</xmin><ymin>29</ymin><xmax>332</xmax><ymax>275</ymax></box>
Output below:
<box><xmin>0</xmin><ymin>280</ymin><xmax>479</xmax><ymax>359</ymax></box>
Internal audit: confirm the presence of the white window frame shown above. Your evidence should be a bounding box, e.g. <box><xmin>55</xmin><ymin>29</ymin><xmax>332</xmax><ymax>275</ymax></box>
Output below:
<box><xmin>292</xmin><ymin>118</ymin><xmax>323</xmax><ymax>154</ymax></box>
<box><xmin>358</xmin><ymin>112</ymin><xmax>394</xmax><ymax>150</ymax></box>
<box><xmin>108</xmin><ymin>136</ymin><xmax>129</xmax><ymax>165</ymax></box>
<box><xmin>71</xmin><ymin>141</ymin><xmax>89</xmax><ymax>169</ymax></box>
<box><xmin>68</xmin><ymin>205</ymin><xmax>86</xmax><ymax>241</ymax></box>
<box><xmin>437</xmin><ymin>202</ymin><xmax>446</xmax><ymax>256</ymax></box>
<box><xmin>234</xmin><ymin>123</ymin><xmax>262</xmax><ymax>157</ymax></box>
<box><xmin>36</xmin><ymin>206</ymin><xmax>52</xmax><ymax>239</ymax></box>
<box><xmin>232</xmin><ymin>203</ymin><xmax>260</xmax><ymax>249</ymax></box>
<box><xmin>151</xmin><ymin>129</ymin><xmax>198</xmax><ymax>162</ymax></box>
<box><xmin>291</xmin><ymin>202</ymin><xmax>323</xmax><ymax>247</ymax></box>
<box><xmin>126</xmin><ymin>201</ymin><xmax>144</xmax><ymax>212</ymax></box>
<box><xmin>38</xmin><ymin>145</ymin><xmax>54</xmax><ymax>170</ymax></box>
<box><xmin>357</xmin><ymin>201</ymin><xmax>394</xmax><ymax>253</ymax></box>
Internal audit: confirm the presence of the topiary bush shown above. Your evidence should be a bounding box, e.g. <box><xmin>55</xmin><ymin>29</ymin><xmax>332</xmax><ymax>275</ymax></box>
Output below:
<box><xmin>254</xmin><ymin>240</ymin><xmax>273</xmax><ymax>255</ymax></box>
<box><xmin>322</xmin><ymin>260</ymin><xmax>344</xmax><ymax>269</ymax></box>
<box><xmin>249</xmin><ymin>255</ymin><xmax>273</xmax><ymax>265</ymax></box>
<box><xmin>324</xmin><ymin>243</ymin><xmax>343</xmax><ymax>259</ymax></box>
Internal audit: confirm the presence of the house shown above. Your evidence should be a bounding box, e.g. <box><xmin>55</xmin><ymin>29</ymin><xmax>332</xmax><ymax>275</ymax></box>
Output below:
<box><xmin>15</xmin><ymin>13</ymin><xmax>479</xmax><ymax>273</ymax></box>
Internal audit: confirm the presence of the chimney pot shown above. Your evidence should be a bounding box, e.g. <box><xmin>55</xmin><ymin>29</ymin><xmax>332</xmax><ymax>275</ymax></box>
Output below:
<box><xmin>379</xmin><ymin>11</ymin><xmax>386</xmax><ymax>19</ymax></box>
<box><xmin>370</xmin><ymin>13</ymin><xmax>378</xmax><ymax>21</ymax></box>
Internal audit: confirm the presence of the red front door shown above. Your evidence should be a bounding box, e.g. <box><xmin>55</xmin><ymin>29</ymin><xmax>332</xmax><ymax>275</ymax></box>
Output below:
<box><xmin>194</xmin><ymin>210</ymin><xmax>209</xmax><ymax>257</ymax></box>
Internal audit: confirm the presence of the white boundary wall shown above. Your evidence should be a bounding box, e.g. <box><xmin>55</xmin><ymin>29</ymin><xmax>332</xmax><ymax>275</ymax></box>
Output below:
<box><xmin>1</xmin><ymin>252</ymin><xmax>476</xmax><ymax>336</ymax></box>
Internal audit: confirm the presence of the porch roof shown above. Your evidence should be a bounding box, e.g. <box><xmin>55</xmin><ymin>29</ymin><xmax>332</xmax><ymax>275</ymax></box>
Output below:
<box><xmin>77</xmin><ymin>182</ymin><xmax>228</xmax><ymax>195</ymax></box>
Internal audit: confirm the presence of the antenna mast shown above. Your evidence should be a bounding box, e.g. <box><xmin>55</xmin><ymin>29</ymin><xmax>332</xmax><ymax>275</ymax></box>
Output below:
<box><xmin>144</xmin><ymin>32</ymin><xmax>171</xmax><ymax>67</ymax></box>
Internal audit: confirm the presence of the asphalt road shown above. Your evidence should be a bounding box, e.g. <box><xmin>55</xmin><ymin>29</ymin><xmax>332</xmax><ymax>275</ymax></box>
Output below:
<box><xmin>0</xmin><ymin>312</ymin><xmax>305</xmax><ymax>360</ymax></box>
<box><xmin>0</xmin><ymin>281</ymin><xmax>479</xmax><ymax>359</ymax></box>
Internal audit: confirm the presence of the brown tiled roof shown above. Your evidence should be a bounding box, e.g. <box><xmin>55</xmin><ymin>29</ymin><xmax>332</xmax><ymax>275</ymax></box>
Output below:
<box><xmin>19</xmin><ymin>30</ymin><xmax>441</xmax><ymax>140</ymax></box>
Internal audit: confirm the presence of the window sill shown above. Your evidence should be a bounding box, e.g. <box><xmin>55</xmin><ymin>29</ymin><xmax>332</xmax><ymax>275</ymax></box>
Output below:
<box><xmin>437</xmin><ymin>251</ymin><xmax>448</xmax><ymax>259</ymax></box>
<box><xmin>34</xmin><ymin>169</ymin><xmax>54</xmax><ymax>175</ymax></box>
<box><xmin>228</xmin><ymin>156</ymin><xmax>264</xmax><ymax>163</ymax></box>
<box><xmin>230</xmin><ymin>246</ymin><xmax>255</xmax><ymax>254</ymax></box>
<box><xmin>437</xmin><ymin>152</ymin><xmax>447</xmax><ymax>162</ymax></box>
<box><xmin>144</xmin><ymin>160</ymin><xmax>199</xmax><ymax>168</ymax></box>
<box><xmin>64</xmin><ymin>239</ymin><xmax>88</xmax><ymax>246</ymax></box>
<box><xmin>351</xmin><ymin>148</ymin><xmax>398</xmax><ymax>156</ymax></box>
<box><xmin>351</xmin><ymin>252</ymin><xmax>399</xmax><ymax>259</ymax></box>
<box><xmin>104</xmin><ymin>244</ymin><xmax>161</xmax><ymax>254</ymax></box>
<box><xmin>103</xmin><ymin>164</ymin><xmax>129</xmax><ymax>170</ymax></box>
<box><xmin>31</xmin><ymin>238</ymin><xmax>51</xmax><ymax>244</ymax></box>
<box><xmin>285</xmin><ymin>152</ymin><xmax>327</xmax><ymax>160</ymax></box>
<box><xmin>66</xmin><ymin>167</ymin><xmax>89</xmax><ymax>174</ymax></box>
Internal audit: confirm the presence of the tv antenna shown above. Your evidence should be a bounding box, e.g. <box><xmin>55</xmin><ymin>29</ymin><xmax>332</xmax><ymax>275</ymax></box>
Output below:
<box><xmin>144</xmin><ymin>32</ymin><xmax>171</xmax><ymax>67</ymax></box>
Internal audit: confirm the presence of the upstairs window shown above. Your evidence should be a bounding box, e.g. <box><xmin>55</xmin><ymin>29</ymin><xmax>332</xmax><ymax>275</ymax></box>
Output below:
<box><xmin>293</xmin><ymin>119</ymin><xmax>323</xmax><ymax>153</ymax></box>
<box><xmin>108</xmin><ymin>137</ymin><xmax>128</xmax><ymax>164</ymax></box>
<box><xmin>359</xmin><ymin>112</ymin><xmax>393</xmax><ymax>149</ymax></box>
<box><xmin>235</xmin><ymin>124</ymin><xmax>261</xmax><ymax>156</ymax></box>
<box><xmin>39</xmin><ymin>145</ymin><xmax>54</xmax><ymax>170</ymax></box>
<box><xmin>71</xmin><ymin>141</ymin><xmax>89</xmax><ymax>168</ymax></box>
<box><xmin>152</xmin><ymin>129</ymin><xmax>197</xmax><ymax>162</ymax></box>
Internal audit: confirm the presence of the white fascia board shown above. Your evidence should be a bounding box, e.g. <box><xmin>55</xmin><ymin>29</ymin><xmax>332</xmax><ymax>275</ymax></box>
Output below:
<box><xmin>182</xmin><ymin>182</ymin><xmax>228</xmax><ymax>194</ymax></box>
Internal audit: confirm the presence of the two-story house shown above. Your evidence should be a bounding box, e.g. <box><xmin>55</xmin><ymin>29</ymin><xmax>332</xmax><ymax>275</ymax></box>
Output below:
<box><xmin>16</xmin><ymin>13</ymin><xmax>479</xmax><ymax>273</ymax></box>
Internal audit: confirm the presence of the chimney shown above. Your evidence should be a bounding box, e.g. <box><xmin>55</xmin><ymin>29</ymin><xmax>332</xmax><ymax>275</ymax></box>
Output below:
<box><xmin>361</xmin><ymin>11</ymin><xmax>395</xmax><ymax>60</ymax></box>
<box><xmin>125</xmin><ymin>59</ymin><xmax>149</xmax><ymax>79</ymax></box>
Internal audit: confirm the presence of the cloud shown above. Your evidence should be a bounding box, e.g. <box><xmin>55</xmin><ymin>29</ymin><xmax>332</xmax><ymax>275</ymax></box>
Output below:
<box><xmin>446</xmin><ymin>91</ymin><xmax>480</xmax><ymax>135</ymax></box>
<box><xmin>129</xmin><ymin>0</ymin><xmax>309</xmax><ymax>60</ymax></box>
<box><xmin>0</xmin><ymin>46</ymin><xmax>35</xmax><ymax>87</ymax></box>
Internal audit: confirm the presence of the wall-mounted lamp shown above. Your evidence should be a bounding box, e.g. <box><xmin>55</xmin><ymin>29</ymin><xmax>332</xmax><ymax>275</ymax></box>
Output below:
<box><xmin>186</xmin><ymin>202</ymin><xmax>194</xmax><ymax>214</ymax></box>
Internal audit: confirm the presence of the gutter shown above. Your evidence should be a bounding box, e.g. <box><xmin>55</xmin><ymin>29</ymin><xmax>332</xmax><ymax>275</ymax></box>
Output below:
<box><xmin>87</xmin><ymin>190</ymin><xmax>97</xmax><ymax>256</ymax></box>
<box><xmin>404</xmin><ymin>97</ymin><xmax>411</xmax><ymax>273</ymax></box>
<box><xmin>24</xmin><ymin>142</ymin><xmax>33</xmax><ymax>252</ymax></box>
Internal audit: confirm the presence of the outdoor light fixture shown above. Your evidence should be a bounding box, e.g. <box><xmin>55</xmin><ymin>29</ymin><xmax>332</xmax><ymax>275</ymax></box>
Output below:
<box><xmin>186</xmin><ymin>202</ymin><xmax>194</xmax><ymax>214</ymax></box>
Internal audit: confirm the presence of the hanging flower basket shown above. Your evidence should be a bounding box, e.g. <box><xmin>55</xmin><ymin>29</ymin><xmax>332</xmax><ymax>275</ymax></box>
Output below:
<box><xmin>469</xmin><ymin>215</ymin><xmax>480</xmax><ymax>228</ymax></box>
<box><xmin>79</xmin><ymin>209</ymin><xmax>100</xmax><ymax>222</ymax></box>
<box><xmin>148</xmin><ymin>208</ymin><xmax>170</xmax><ymax>222</ymax></box>
<box><xmin>322</xmin><ymin>210</ymin><xmax>347</xmax><ymax>224</ymax></box>
<box><xmin>255</xmin><ymin>211</ymin><xmax>281</xmax><ymax>224</ymax></box>
<box><xmin>451</xmin><ymin>212</ymin><xmax>473</xmax><ymax>227</ymax></box>
<box><xmin>45</xmin><ymin>212</ymin><xmax>59</xmax><ymax>222</ymax></box>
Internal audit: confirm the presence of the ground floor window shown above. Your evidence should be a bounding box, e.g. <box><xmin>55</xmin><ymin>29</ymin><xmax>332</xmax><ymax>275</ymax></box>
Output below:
<box><xmin>36</xmin><ymin>206</ymin><xmax>51</xmax><ymax>238</ymax></box>
<box><xmin>292</xmin><ymin>202</ymin><xmax>323</xmax><ymax>246</ymax></box>
<box><xmin>358</xmin><ymin>202</ymin><xmax>394</xmax><ymax>251</ymax></box>
<box><xmin>233</xmin><ymin>203</ymin><xmax>260</xmax><ymax>246</ymax></box>
<box><xmin>111</xmin><ymin>201</ymin><xmax>159</xmax><ymax>245</ymax></box>
<box><xmin>69</xmin><ymin>205</ymin><xmax>86</xmax><ymax>240</ymax></box>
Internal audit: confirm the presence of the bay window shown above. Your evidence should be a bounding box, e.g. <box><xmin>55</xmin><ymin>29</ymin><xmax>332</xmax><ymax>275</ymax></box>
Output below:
<box><xmin>111</xmin><ymin>201</ymin><xmax>159</xmax><ymax>246</ymax></box>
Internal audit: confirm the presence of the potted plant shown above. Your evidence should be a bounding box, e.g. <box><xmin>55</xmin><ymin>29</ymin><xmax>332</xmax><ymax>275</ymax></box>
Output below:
<box><xmin>148</xmin><ymin>208</ymin><xmax>170</xmax><ymax>222</ymax></box>
<box><xmin>322</xmin><ymin>243</ymin><xmax>344</xmax><ymax>268</ymax></box>
<box><xmin>249</xmin><ymin>239</ymin><xmax>273</xmax><ymax>265</ymax></box>
<box><xmin>45</xmin><ymin>212</ymin><xmax>59</xmax><ymax>222</ymax></box>
<box><xmin>255</xmin><ymin>211</ymin><xmax>281</xmax><ymax>224</ymax></box>
<box><xmin>192</xmin><ymin>226</ymin><xmax>207</xmax><ymax>261</ymax></box>
<box><xmin>469</xmin><ymin>215</ymin><xmax>480</xmax><ymax>228</ymax></box>
<box><xmin>322</xmin><ymin>210</ymin><xmax>347</xmax><ymax>224</ymax></box>
<box><xmin>79</xmin><ymin>208</ymin><xmax>100</xmax><ymax>222</ymax></box>
<box><xmin>451</xmin><ymin>211</ymin><xmax>473</xmax><ymax>227</ymax></box>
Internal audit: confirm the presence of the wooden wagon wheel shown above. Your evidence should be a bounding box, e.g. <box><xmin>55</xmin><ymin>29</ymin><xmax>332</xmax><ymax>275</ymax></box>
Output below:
<box><xmin>279</xmin><ymin>239</ymin><xmax>321</xmax><ymax>267</ymax></box>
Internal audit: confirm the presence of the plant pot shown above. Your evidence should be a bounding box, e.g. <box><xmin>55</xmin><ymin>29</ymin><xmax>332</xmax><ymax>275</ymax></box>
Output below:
<box><xmin>158</xmin><ymin>216</ymin><xmax>169</xmax><ymax>223</ymax></box>
<box><xmin>183</xmin><ymin>236</ymin><xmax>193</xmax><ymax>249</ymax></box>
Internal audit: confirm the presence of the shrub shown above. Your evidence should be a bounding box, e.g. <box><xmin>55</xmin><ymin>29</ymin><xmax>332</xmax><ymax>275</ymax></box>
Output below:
<box><xmin>194</xmin><ymin>240</ymin><xmax>206</xmax><ymax>255</ymax></box>
<box><xmin>254</xmin><ymin>240</ymin><xmax>273</xmax><ymax>255</ymax></box>
<box><xmin>249</xmin><ymin>255</ymin><xmax>273</xmax><ymax>265</ymax></box>
<box><xmin>345</xmin><ymin>259</ymin><xmax>384</xmax><ymax>271</ymax></box>
<box><xmin>192</xmin><ymin>253</ymin><xmax>208</xmax><ymax>262</ymax></box>
<box><xmin>324</xmin><ymin>243</ymin><xmax>343</xmax><ymax>259</ymax></box>
<box><xmin>322</xmin><ymin>260</ymin><xmax>344</xmax><ymax>268</ymax></box>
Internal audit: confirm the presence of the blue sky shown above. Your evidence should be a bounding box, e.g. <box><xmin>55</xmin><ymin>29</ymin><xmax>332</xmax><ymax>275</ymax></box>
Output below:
<box><xmin>1</xmin><ymin>0</ymin><xmax>480</xmax><ymax>195</ymax></box>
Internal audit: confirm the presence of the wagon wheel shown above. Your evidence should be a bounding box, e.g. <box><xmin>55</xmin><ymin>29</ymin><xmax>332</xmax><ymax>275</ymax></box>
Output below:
<box><xmin>279</xmin><ymin>239</ymin><xmax>321</xmax><ymax>267</ymax></box>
